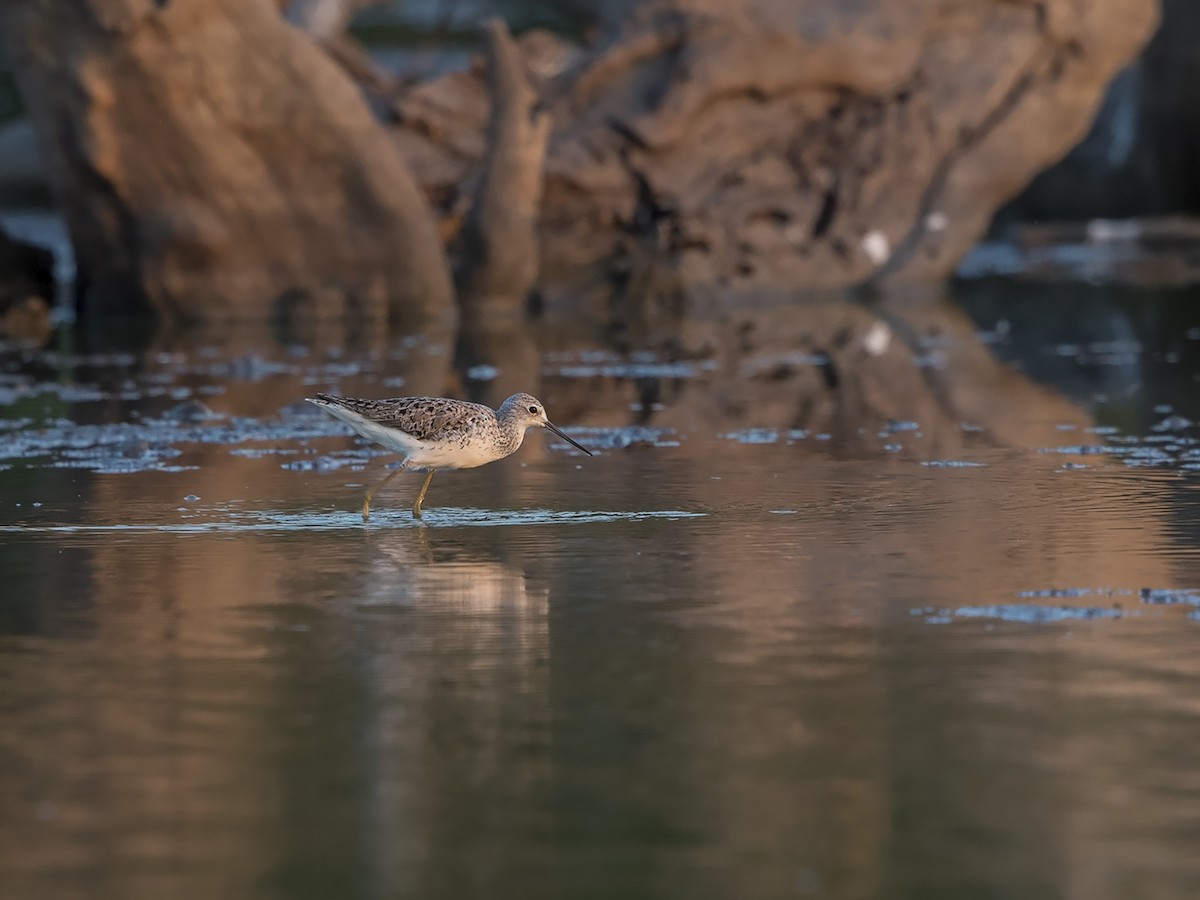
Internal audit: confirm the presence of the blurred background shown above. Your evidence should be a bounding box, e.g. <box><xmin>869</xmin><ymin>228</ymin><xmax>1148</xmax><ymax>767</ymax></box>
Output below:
<box><xmin>2</xmin><ymin>3</ymin><xmax>1200</xmax><ymax>900</ymax></box>
<box><xmin>1</xmin><ymin>0</ymin><xmax>1199</xmax><ymax>333</ymax></box>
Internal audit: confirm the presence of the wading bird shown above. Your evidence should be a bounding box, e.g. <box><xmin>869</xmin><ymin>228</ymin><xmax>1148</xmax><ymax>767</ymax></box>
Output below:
<box><xmin>308</xmin><ymin>392</ymin><xmax>592</xmax><ymax>520</ymax></box>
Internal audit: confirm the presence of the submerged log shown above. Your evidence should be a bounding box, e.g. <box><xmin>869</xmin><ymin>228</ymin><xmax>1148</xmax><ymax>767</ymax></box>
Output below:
<box><xmin>5</xmin><ymin>0</ymin><xmax>454</xmax><ymax>324</ymax></box>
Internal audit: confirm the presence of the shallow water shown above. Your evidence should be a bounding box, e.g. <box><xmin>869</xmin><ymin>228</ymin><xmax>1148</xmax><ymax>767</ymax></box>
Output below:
<box><xmin>2</xmin><ymin>285</ymin><xmax>1200</xmax><ymax>899</ymax></box>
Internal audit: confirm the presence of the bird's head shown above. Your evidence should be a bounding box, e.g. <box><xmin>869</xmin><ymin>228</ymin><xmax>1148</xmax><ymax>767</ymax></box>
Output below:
<box><xmin>500</xmin><ymin>393</ymin><xmax>593</xmax><ymax>456</ymax></box>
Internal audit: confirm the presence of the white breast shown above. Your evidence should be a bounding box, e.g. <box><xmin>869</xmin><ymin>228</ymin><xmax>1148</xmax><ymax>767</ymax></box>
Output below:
<box><xmin>406</xmin><ymin>440</ymin><xmax>509</xmax><ymax>470</ymax></box>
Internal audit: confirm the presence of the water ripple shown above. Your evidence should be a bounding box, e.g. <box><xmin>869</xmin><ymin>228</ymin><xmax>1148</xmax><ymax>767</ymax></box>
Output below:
<box><xmin>0</xmin><ymin>507</ymin><xmax>706</xmax><ymax>534</ymax></box>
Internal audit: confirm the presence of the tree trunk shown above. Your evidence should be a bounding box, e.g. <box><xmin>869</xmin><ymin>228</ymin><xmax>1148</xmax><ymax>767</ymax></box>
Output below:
<box><xmin>5</xmin><ymin>0</ymin><xmax>455</xmax><ymax>325</ymax></box>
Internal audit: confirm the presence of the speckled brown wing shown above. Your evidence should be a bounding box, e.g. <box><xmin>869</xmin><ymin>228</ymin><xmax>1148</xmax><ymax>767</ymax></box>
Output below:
<box><xmin>315</xmin><ymin>394</ymin><xmax>493</xmax><ymax>442</ymax></box>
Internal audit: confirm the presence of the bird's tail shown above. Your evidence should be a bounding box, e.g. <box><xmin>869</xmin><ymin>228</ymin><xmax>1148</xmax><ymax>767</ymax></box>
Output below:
<box><xmin>307</xmin><ymin>393</ymin><xmax>345</xmax><ymax>407</ymax></box>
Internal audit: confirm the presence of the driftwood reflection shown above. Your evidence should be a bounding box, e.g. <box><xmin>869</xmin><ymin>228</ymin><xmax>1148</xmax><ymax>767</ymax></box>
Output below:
<box><xmin>556</xmin><ymin>288</ymin><xmax>1091</xmax><ymax>452</ymax></box>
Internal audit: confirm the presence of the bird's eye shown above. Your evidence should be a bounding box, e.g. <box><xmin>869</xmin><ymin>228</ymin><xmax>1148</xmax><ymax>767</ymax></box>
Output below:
<box><xmin>528</xmin><ymin>405</ymin><xmax>539</xmax><ymax>414</ymax></box>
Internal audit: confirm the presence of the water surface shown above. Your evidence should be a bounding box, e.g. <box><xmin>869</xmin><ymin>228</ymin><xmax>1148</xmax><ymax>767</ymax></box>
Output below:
<box><xmin>2</xmin><ymin>285</ymin><xmax>1200</xmax><ymax>899</ymax></box>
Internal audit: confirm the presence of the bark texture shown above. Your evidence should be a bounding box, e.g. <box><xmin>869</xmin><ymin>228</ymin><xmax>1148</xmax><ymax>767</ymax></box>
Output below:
<box><xmin>3</xmin><ymin>0</ymin><xmax>1160</xmax><ymax>324</ymax></box>
<box><xmin>452</xmin><ymin>19</ymin><xmax>551</xmax><ymax>318</ymax></box>
<box><xmin>395</xmin><ymin>0</ymin><xmax>1159</xmax><ymax>310</ymax></box>
<box><xmin>5</xmin><ymin>0</ymin><xmax>454</xmax><ymax>323</ymax></box>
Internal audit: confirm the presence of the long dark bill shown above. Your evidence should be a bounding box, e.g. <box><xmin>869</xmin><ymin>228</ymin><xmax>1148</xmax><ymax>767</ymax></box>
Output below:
<box><xmin>546</xmin><ymin>422</ymin><xmax>594</xmax><ymax>456</ymax></box>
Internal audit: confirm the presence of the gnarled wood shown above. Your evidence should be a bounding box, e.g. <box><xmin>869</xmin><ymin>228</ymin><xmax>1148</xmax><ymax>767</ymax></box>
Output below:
<box><xmin>5</xmin><ymin>0</ymin><xmax>454</xmax><ymax>325</ymax></box>
<box><xmin>3</xmin><ymin>0</ymin><xmax>1161</xmax><ymax>327</ymax></box>
<box><xmin>393</xmin><ymin>0</ymin><xmax>1158</xmax><ymax>313</ymax></box>
<box><xmin>452</xmin><ymin>19</ymin><xmax>551</xmax><ymax>318</ymax></box>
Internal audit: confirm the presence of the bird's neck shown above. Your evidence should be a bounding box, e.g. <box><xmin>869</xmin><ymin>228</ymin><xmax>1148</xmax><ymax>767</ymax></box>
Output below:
<box><xmin>496</xmin><ymin>410</ymin><xmax>527</xmax><ymax>456</ymax></box>
<box><xmin>505</xmin><ymin>428</ymin><xmax>526</xmax><ymax>455</ymax></box>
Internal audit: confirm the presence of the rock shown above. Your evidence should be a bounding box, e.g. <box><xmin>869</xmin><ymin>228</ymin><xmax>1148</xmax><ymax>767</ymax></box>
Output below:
<box><xmin>4</xmin><ymin>0</ymin><xmax>455</xmax><ymax>325</ymax></box>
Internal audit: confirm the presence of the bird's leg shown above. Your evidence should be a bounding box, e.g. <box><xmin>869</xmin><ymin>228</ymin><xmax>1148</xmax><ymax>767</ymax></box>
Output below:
<box><xmin>412</xmin><ymin>469</ymin><xmax>436</xmax><ymax>519</ymax></box>
<box><xmin>362</xmin><ymin>465</ymin><xmax>405</xmax><ymax>521</ymax></box>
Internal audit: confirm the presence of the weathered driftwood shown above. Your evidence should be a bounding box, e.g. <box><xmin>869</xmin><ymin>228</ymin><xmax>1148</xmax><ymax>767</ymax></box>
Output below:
<box><xmin>393</xmin><ymin>0</ymin><xmax>1159</xmax><ymax>313</ymax></box>
<box><xmin>452</xmin><ymin>20</ymin><xmax>551</xmax><ymax>318</ymax></box>
<box><xmin>5</xmin><ymin>0</ymin><xmax>1160</xmax><ymax>325</ymax></box>
<box><xmin>5</xmin><ymin>0</ymin><xmax>454</xmax><ymax>324</ymax></box>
